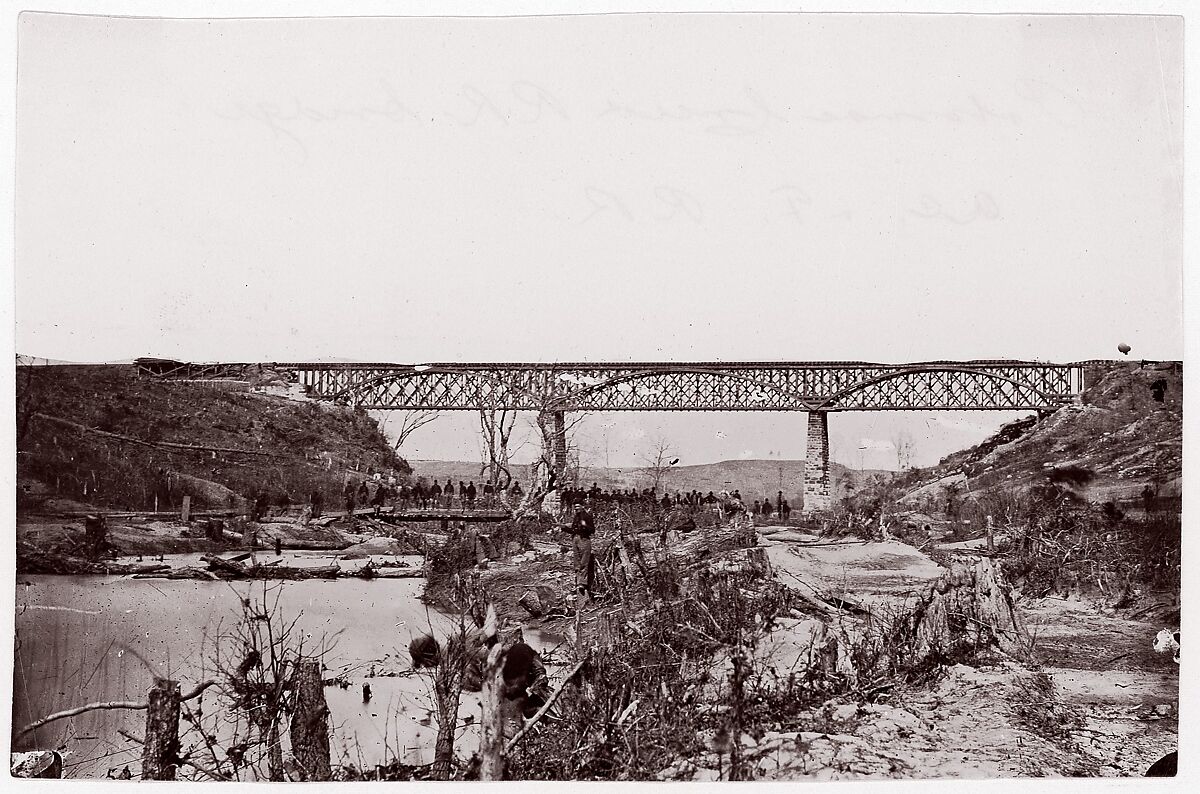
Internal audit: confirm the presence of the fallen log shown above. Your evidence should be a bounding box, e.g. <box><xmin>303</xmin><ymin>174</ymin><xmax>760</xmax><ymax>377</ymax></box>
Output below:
<box><xmin>199</xmin><ymin>555</ymin><xmax>341</xmax><ymax>580</ymax></box>
<box><xmin>272</xmin><ymin>542</ymin><xmax>348</xmax><ymax>554</ymax></box>
<box><xmin>362</xmin><ymin>567</ymin><xmax>423</xmax><ymax>579</ymax></box>
<box><xmin>200</xmin><ymin>554</ymin><xmax>249</xmax><ymax>577</ymax></box>
<box><xmin>17</xmin><ymin>548</ymin><xmax>165</xmax><ymax>577</ymax></box>
<box><xmin>125</xmin><ymin>563</ymin><xmax>171</xmax><ymax>575</ymax></box>
<box><xmin>133</xmin><ymin>567</ymin><xmax>219</xmax><ymax>580</ymax></box>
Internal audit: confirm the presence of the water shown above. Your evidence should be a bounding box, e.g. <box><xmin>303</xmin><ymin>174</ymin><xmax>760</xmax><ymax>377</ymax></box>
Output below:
<box><xmin>12</xmin><ymin>553</ymin><xmax>556</xmax><ymax>778</ymax></box>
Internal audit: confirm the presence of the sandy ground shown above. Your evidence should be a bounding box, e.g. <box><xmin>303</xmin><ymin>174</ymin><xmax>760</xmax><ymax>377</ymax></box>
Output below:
<box><xmin>685</xmin><ymin>533</ymin><xmax>1178</xmax><ymax>779</ymax></box>
<box><xmin>1022</xmin><ymin>597</ymin><xmax>1179</xmax><ymax>776</ymax></box>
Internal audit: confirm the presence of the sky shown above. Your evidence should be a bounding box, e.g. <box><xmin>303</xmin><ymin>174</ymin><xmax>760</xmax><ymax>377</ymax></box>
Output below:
<box><xmin>10</xmin><ymin>10</ymin><xmax>1185</xmax><ymax>468</ymax></box>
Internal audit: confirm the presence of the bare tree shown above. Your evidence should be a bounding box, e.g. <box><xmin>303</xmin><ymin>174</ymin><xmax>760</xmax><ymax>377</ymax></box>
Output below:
<box><xmin>892</xmin><ymin>430</ymin><xmax>914</xmax><ymax>470</ymax></box>
<box><xmin>640</xmin><ymin>436</ymin><xmax>678</xmax><ymax>494</ymax></box>
<box><xmin>381</xmin><ymin>410</ymin><xmax>440</xmax><ymax>454</ymax></box>
<box><xmin>478</xmin><ymin>407</ymin><xmax>518</xmax><ymax>491</ymax></box>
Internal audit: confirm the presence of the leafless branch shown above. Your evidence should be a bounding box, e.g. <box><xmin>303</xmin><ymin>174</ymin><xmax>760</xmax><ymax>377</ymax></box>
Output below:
<box><xmin>503</xmin><ymin>659</ymin><xmax>587</xmax><ymax>756</ymax></box>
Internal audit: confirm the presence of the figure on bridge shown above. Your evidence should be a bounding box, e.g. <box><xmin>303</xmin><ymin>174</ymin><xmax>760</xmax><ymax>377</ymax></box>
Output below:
<box><xmin>371</xmin><ymin>484</ymin><xmax>388</xmax><ymax>515</ymax></box>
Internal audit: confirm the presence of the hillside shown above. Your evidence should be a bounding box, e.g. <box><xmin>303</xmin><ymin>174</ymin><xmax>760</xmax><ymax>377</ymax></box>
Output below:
<box><xmin>409</xmin><ymin>458</ymin><xmax>888</xmax><ymax>508</ymax></box>
<box><xmin>15</xmin><ymin>364</ymin><xmax>409</xmax><ymax>513</ymax></box>
<box><xmin>895</xmin><ymin>361</ymin><xmax>1183</xmax><ymax>510</ymax></box>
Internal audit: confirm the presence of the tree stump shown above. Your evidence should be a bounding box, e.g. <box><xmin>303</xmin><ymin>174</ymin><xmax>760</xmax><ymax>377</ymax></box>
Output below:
<box><xmin>205</xmin><ymin>518</ymin><xmax>225</xmax><ymax>542</ymax></box>
<box><xmin>972</xmin><ymin>557</ymin><xmax>1030</xmax><ymax>658</ymax></box>
<box><xmin>289</xmin><ymin>660</ymin><xmax>331</xmax><ymax>781</ymax></box>
<box><xmin>912</xmin><ymin>558</ymin><xmax>1031</xmax><ymax>663</ymax></box>
<box><xmin>517</xmin><ymin>589</ymin><xmax>544</xmax><ymax>617</ymax></box>
<box><xmin>83</xmin><ymin>515</ymin><xmax>107</xmax><ymax>561</ymax></box>
<box><xmin>142</xmin><ymin>678</ymin><xmax>181</xmax><ymax>780</ymax></box>
<box><xmin>479</xmin><ymin>644</ymin><xmax>507</xmax><ymax>780</ymax></box>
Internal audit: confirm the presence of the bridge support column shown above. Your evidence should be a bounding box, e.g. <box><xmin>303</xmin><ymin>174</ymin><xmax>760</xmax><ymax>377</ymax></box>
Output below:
<box><xmin>552</xmin><ymin>410</ymin><xmax>568</xmax><ymax>483</ymax></box>
<box><xmin>803</xmin><ymin>411</ymin><xmax>831</xmax><ymax>513</ymax></box>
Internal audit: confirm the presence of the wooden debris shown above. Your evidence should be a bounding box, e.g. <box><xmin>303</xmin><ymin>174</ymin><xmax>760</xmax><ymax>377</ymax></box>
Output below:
<box><xmin>289</xmin><ymin>660</ymin><xmax>332</xmax><ymax>781</ymax></box>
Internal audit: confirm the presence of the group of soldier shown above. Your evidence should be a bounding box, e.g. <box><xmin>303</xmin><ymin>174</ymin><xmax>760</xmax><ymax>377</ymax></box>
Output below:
<box><xmin>558</xmin><ymin>483</ymin><xmax>793</xmax><ymax>521</ymax></box>
<box><xmin>340</xmin><ymin>476</ymin><xmax>524</xmax><ymax>515</ymax></box>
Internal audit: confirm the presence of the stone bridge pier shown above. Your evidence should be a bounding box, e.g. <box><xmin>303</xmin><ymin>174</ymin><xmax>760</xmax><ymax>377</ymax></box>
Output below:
<box><xmin>551</xmin><ymin>410</ymin><xmax>568</xmax><ymax>483</ymax></box>
<box><xmin>803</xmin><ymin>411</ymin><xmax>831</xmax><ymax>513</ymax></box>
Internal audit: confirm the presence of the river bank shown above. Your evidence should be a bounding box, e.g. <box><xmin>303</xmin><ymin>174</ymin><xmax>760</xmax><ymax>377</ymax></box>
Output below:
<box><xmin>11</xmin><ymin>511</ymin><xmax>1178</xmax><ymax>780</ymax></box>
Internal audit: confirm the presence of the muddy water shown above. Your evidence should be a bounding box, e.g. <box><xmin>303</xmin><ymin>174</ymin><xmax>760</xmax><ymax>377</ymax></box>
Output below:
<box><xmin>13</xmin><ymin>553</ymin><xmax>555</xmax><ymax>778</ymax></box>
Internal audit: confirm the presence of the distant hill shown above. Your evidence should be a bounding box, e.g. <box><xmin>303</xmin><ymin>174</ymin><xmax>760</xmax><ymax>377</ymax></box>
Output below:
<box><xmin>408</xmin><ymin>458</ymin><xmax>889</xmax><ymax>509</ymax></box>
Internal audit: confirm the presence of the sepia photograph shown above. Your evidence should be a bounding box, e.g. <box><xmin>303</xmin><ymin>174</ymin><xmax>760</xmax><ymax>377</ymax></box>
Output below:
<box><xmin>2</xmin><ymin>0</ymin><xmax>1189</xmax><ymax>785</ymax></box>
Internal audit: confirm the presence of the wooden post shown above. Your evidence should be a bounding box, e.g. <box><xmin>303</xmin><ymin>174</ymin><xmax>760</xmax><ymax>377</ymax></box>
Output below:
<box><xmin>142</xmin><ymin>678</ymin><xmax>181</xmax><ymax>780</ymax></box>
<box><xmin>289</xmin><ymin>659</ymin><xmax>331</xmax><ymax>781</ymax></box>
<box><xmin>478</xmin><ymin>644</ymin><xmax>507</xmax><ymax>781</ymax></box>
<box><xmin>986</xmin><ymin>515</ymin><xmax>995</xmax><ymax>553</ymax></box>
<box><xmin>83</xmin><ymin>515</ymin><xmax>107</xmax><ymax>561</ymax></box>
<box><xmin>181</xmin><ymin>496</ymin><xmax>192</xmax><ymax>523</ymax></box>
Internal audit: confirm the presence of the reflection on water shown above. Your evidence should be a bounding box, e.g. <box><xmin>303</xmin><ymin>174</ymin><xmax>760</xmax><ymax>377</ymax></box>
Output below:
<box><xmin>12</xmin><ymin>553</ymin><xmax>556</xmax><ymax>778</ymax></box>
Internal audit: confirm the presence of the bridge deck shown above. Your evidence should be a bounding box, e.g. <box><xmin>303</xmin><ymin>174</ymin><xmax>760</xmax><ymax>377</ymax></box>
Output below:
<box><xmin>133</xmin><ymin>358</ymin><xmax>1090</xmax><ymax>412</ymax></box>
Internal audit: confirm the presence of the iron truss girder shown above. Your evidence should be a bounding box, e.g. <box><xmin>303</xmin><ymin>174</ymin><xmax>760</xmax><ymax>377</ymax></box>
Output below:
<box><xmin>135</xmin><ymin>359</ymin><xmax>1086</xmax><ymax>412</ymax></box>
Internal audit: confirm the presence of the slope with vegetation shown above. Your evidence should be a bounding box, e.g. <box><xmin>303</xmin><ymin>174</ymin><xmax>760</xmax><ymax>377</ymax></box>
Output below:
<box><xmin>15</xmin><ymin>364</ymin><xmax>409</xmax><ymax>514</ymax></box>
<box><xmin>838</xmin><ymin>361</ymin><xmax>1182</xmax><ymax>601</ymax></box>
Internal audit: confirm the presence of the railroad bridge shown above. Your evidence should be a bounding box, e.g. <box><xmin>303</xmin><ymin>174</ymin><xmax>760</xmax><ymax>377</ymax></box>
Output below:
<box><xmin>137</xmin><ymin>359</ymin><xmax>1087</xmax><ymax>512</ymax></box>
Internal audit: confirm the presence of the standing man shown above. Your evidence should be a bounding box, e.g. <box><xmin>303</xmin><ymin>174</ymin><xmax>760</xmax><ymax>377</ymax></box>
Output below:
<box><xmin>344</xmin><ymin>480</ymin><xmax>357</xmax><ymax>517</ymax></box>
<box><xmin>252</xmin><ymin>489</ymin><xmax>270</xmax><ymax>522</ymax></box>
<box><xmin>310</xmin><ymin>489</ymin><xmax>324</xmax><ymax>520</ymax></box>
<box><xmin>563</xmin><ymin>501</ymin><xmax>596</xmax><ymax>599</ymax></box>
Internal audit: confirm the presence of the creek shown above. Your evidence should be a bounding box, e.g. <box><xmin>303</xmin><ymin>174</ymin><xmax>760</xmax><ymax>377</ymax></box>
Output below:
<box><xmin>12</xmin><ymin>551</ymin><xmax>557</xmax><ymax>778</ymax></box>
